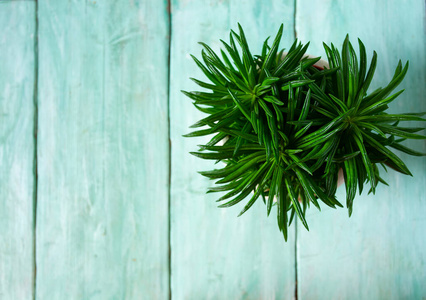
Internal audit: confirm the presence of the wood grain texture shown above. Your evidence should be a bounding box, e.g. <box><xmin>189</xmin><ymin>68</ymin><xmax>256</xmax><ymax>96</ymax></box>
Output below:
<box><xmin>295</xmin><ymin>0</ymin><xmax>426</xmax><ymax>299</ymax></box>
<box><xmin>36</xmin><ymin>1</ymin><xmax>170</xmax><ymax>298</ymax></box>
<box><xmin>0</xmin><ymin>2</ymin><xmax>36</xmax><ymax>299</ymax></box>
<box><xmin>170</xmin><ymin>1</ymin><xmax>297</xmax><ymax>298</ymax></box>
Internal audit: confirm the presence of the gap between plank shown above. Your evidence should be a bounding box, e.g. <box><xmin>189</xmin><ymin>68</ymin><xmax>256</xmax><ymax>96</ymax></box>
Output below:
<box><xmin>293</xmin><ymin>0</ymin><xmax>297</xmax><ymax>39</ymax></box>
<box><xmin>166</xmin><ymin>0</ymin><xmax>172</xmax><ymax>299</ymax></box>
<box><xmin>294</xmin><ymin>219</ymin><xmax>298</xmax><ymax>300</ymax></box>
<box><xmin>32</xmin><ymin>1</ymin><xmax>39</xmax><ymax>299</ymax></box>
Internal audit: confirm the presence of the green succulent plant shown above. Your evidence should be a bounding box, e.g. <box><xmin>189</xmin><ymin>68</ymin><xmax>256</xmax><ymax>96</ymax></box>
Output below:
<box><xmin>183</xmin><ymin>24</ymin><xmax>425</xmax><ymax>241</ymax></box>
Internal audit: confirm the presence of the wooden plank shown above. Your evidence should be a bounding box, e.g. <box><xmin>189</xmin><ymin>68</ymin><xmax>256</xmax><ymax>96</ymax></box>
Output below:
<box><xmin>36</xmin><ymin>1</ymin><xmax>170</xmax><ymax>298</ymax></box>
<box><xmin>295</xmin><ymin>0</ymin><xmax>426</xmax><ymax>298</ymax></box>
<box><xmin>0</xmin><ymin>2</ymin><xmax>36</xmax><ymax>299</ymax></box>
<box><xmin>170</xmin><ymin>1</ymin><xmax>297</xmax><ymax>298</ymax></box>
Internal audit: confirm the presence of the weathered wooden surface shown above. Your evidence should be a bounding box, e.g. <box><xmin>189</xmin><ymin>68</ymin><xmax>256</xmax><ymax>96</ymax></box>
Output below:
<box><xmin>1</xmin><ymin>0</ymin><xmax>425</xmax><ymax>299</ymax></box>
<box><xmin>36</xmin><ymin>1</ymin><xmax>170</xmax><ymax>298</ymax></box>
<box><xmin>169</xmin><ymin>1</ymin><xmax>297</xmax><ymax>298</ymax></box>
<box><xmin>0</xmin><ymin>2</ymin><xmax>36</xmax><ymax>299</ymax></box>
<box><xmin>295</xmin><ymin>0</ymin><xmax>426</xmax><ymax>299</ymax></box>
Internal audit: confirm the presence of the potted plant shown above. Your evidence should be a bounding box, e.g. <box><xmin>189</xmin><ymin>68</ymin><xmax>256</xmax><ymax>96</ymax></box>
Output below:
<box><xmin>183</xmin><ymin>24</ymin><xmax>425</xmax><ymax>240</ymax></box>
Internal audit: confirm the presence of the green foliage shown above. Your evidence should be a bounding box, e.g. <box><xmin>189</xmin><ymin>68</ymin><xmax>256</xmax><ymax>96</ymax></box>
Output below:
<box><xmin>183</xmin><ymin>24</ymin><xmax>426</xmax><ymax>241</ymax></box>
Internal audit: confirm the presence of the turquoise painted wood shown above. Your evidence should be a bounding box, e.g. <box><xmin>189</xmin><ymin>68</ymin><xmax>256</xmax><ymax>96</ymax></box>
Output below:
<box><xmin>295</xmin><ymin>0</ymin><xmax>426</xmax><ymax>299</ymax></box>
<box><xmin>0</xmin><ymin>2</ymin><xmax>36</xmax><ymax>299</ymax></box>
<box><xmin>169</xmin><ymin>1</ymin><xmax>297</xmax><ymax>298</ymax></box>
<box><xmin>36</xmin><ymin>1</ymin><xmax>170</xmax><ymax>298</ymax></box>
<box><xmin>0</xmin><ymin>0</ymin><xmax>425</xmax><ymax>299</ymax></box>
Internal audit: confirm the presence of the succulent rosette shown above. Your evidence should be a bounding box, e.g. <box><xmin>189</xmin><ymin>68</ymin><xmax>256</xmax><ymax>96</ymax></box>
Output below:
<box><xmin>183</xmin><ymin>24</ymin><xmax>425</xmax><ymax>240</ymax></box>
